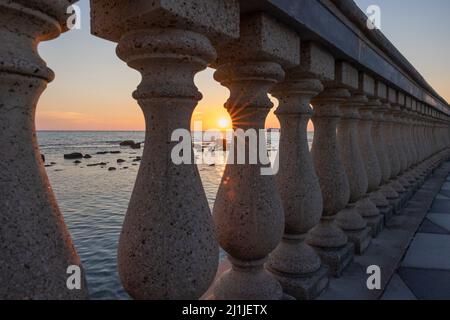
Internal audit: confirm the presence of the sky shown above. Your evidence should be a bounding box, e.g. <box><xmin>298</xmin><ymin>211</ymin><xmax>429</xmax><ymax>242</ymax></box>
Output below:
<box><xmin>37</xmin><ymin>0</ymin><xmax>450</xmax><ymax>131</ymax></box>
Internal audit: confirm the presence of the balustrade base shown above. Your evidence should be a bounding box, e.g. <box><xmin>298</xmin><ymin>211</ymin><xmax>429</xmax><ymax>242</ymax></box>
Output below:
<box><xmin>364</xmin><ymin>214</ymin><xmax>384</xmax><ymax>237</ymax></box>
<box><xmin>343</xmin><ymin>228</ymin><xmax>372</xmax><ymax>255</ymax></box>
<box><xmin>389</xmin><ymin>194</ymin><xmax>403</xmax><ymax>213</ymax></box>
<box><xmin>400</xmin><ymin>188</ymin><xmax>415</xmax><ymax>207</ymax></box>
<box><xmin>379</xmin><ymin>206</ymin><xmax>394</xmax><ymax>224</ymax></box>
<box><xmin>268</xmin><ymin>265</ymin><xmax>329</xmax><ymax>300</ymax></box>
<box><xmin>313</xmin><ymin>243</ymin><xmax>354</xmax><ymax>277</ymax></box>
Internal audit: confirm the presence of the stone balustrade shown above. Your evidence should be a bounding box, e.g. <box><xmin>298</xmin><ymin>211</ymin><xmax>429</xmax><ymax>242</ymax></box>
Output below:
<box><xmin>1</xmin><ymin>0</ymin><xmax>450</xmax><ymax>300</ymax></box>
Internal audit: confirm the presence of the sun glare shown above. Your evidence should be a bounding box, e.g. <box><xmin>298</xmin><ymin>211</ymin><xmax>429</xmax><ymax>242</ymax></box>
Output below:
<box><xmin>217</xmin><ymin>118</ymin><xmax>230</xmax><ymax>129</ymax></box>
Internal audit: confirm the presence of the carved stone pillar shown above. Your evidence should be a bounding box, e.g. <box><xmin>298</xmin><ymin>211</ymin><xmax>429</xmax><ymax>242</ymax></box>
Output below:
<box><xmin>353</xmin><ymin>74</ymin><xmax>384</xmax><ymax>237</ymax></box>
<box><xmin>91</xmin><ymin>0</ymin><xmax>239</xmax><ymax>300</ymax></box>
<box><xmin>415</xmin><ymin>107</ymin><xmax>427</xmax><ymax>177</ymax></box>
<box><xmin>377</xmin><ymin>105</ymin><xmax>401</xmax><ymax>212</ymax></box>
<box><xmin>392</xmin><ymin>105</ymin><xmax>412</xmax><ymax>192</ymax></box>
<box><xmin>371</xmin><ymin>82</ymin><xmax>398</xmax><ymax>221</ymax></box>
<box><xmin>212</xmin><ymin>13</ymin><xmax>299</xmax><ymax>300</ymax></box>
<box><xmin>0</xmin><ymin>1</ymin><xmax>88</xmax><ymax>299</ymax></box>
<box><xmin>0</xmin><ymin>1</ymin><xmax>88</xmax><ymax>300</ymax></box>
<box><xmin>356</xmin><ymin>99</ymin><xmax>385</xmax><ymax>232</ymax></box>
<box><xmin>385</xmin><ymin>89</ymin><xmax>407</xmax><ymax>208</ymax></box>
<box><xmin>335</xmin><ymin>93</ymin><xmax>372</xmax><ymax>254</ymax></box>
<box><xmin>404</xmin><ymin>99</ymin><xmax>421</xmax><ymax>185</ymax></box>
<box><xmin>308</xmin><ymin>66</ymin><xmax>354</xmax><ymax>276</ymax></box>
<box><xmin>267</xmin><ymin>43</ymin><xmax>331</xmax><ymax>299</ymax></box>
<box><xmin>398</xmin><ymin>98</ymin><xmax>417</xmax><ymax>186</ymax></box>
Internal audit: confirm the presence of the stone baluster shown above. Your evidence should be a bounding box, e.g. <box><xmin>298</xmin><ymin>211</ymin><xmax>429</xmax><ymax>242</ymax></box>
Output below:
<box><xmin>400</xmin><ymin>99</ymin><xmax>413</xmax><ymax>171</ymax></box>
<box><xmin>422</xmin><ymin>112</ymin><xmax>432</xmax><ymax>173</ymax></box>
<box><xmin>416</xmin><ymin>105</ymin><xmax>427</xmax><ymax>175</ymax></box>
<box><xmin>392</xmin><ymin>93</ymin><xmax>412</xmax><ymax>195</ymax></box>
<box><xmin>404</xmin><ymin>98</ymin><xmax>421</xmax><ymax>186</ymax></box>
<box><xmin>370</xmin><ymin>81</ymin><xmax>398</xmax><ymax>222</ymax></box>
<box><xmin>445</xmin><ymin>115</ymin><xmax>450</xmax><ymax>153</ymax></box>
<box><xmin>0</xmin><ymin>1</ymin><xmax>88</xmax><ymax>299</ymax></box>
<box><xmin>331</xmin><ymin>64</ymin><xmax>371</xmax><ymax>255</ymax></box>
<box><xmin>90</xmin><ymin>0</ymin><xmax>239</xmax><ymax>300</ymax></box>
<box><xmin>404</xmin><ymin>98</ymin><xmax>416</xmax><ymax>177</ymax></box>
<box><xmin>335</xmin><ymin>92</ymin><xmax>372</xmax><ymax>254</ymax></box>
<box><xmin>423</xmin><ymin>107</ymin><xmax>434</xmax><ymax>172</ymax></box>
<box><xmin>267</xmin><ymin>42</ymin><xmax>332</xmax><ymax>299</ymax></box>
<box><xmin>307</xmin><ymin>66</ymin><xmax>354</xmax><ymax>276</ymax></box>
<box><xmin>405</xmin><ymin>99</ymin><xmax>416</xmax><ymax>169</ymax></box>
<box><xmin>411</xmin><ymin>108</ymin><xmax>423</xmax><ymax>178</ymax></box>
<box><xmin>385</xmin><ymin>88</ymin><xmax>407</xmax><ymax>207</ymax></box>
<box><xmin>354</xmin><ymin>74</ymin><xmax>384</xmax><ymax>237</ymax></box>
<box><xmin>442</xmin><ymin>115</ymin><xmax>450</xmax><ymax>157</ymax></box>
<box><xmin>212</xmin><ymin>13</ymin><xmax>299</xmax><ymax>300</ymax></box>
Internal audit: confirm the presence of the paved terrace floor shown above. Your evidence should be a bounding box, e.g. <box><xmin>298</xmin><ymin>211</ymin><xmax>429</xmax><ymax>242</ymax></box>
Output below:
<box><xmin>206</xmin><ymin>161</ymin><xmax>450</xmax><ymax>300</ymax></box>
<box><xmin>319</xmin><ymin>161</ymin><xmax>450</xmax><ymax>300</ymax></box>
<box><xmin>382</xmin><ymin>166</ymin><xmax>450</xmax><ymax>300</ymax></box>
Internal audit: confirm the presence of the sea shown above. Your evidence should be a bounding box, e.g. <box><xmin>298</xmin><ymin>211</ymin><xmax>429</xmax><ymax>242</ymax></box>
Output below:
<box><xmin>37</xmin><ymin>130</ymin><xmax>313</xmax><ymax>299</ymax></box>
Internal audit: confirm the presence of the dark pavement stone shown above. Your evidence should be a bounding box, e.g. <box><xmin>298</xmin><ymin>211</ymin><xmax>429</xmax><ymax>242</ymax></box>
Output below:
<box><xmin>430</xmin><ymin>199</ymin><xmax>450</xmax><ymax>213</ymax></box>
<box><xmin>417</xmin><ymin>218</ymin><xmax>450</xmax><ymax>235</ymax></box>
<box><xmin>398</xmin><ymin>267</ymin><xmax>450</xmax><ymax>300</ymax></box>
<box><xmin>439</xmin><ymin>190</ymin><xmax>450</xmax><ymax>198</ymax></box>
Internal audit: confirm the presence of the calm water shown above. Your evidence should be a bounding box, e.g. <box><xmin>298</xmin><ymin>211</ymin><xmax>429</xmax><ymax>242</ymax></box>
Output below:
<box><xmin>37</xmin><ymin>131</ymin><xmax>312</xmax><ymax>299</ymax></box>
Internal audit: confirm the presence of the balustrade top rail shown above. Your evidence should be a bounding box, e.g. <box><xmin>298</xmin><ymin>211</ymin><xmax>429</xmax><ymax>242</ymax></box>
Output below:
<box><xmin>240</xmin><ymin>0</ymin><xmax>450</xmax><ymax>115</ymax></box>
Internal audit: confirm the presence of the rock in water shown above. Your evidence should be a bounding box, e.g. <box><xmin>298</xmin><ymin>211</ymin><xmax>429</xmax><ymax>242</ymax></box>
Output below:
<box><xmin>41</xmin><ymin>154</ymin><xmax>45</xmax><ymax>162</ymax></box>
<box><xmin>131</xmin><ymin>143</ymin><xmax>141</xmax><ymax>149</ymax></box>
<box><xmin>108</xmin><ymin>167</ymin><xmax>117</xmax><ymax>171</ymax></box>
<box><xmin>84</xmin><ymin>154</ymin><xmax>92</xmax><ymax>159</ymax></box>
<box><xmin>117</xmin><ymin>159</ymin><xmax>126</xmax><ymax>163</ymax></box>
<box><xmin>87</xmin><ymin>162</ymin><xmax>108</xmax><ymax>167</ymax></box>
<box><xmin>64</xmin><ymin>152</ymin><xmax>83</xmax><ymax>159</ymax></box>
<box><xmin>120</xmin><ymin>140</ymin><xmax>135</xmax><ymax>146</ymax></box>
<box><xmin>74</xmin><ymin>160</ymin><xmax>82</xmax><ymax>164</ymax></box>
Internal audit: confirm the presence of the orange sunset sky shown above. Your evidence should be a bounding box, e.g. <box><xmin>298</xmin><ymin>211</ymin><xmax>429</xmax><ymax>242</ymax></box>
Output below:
<box><xmin>36</xmin><ymin>0</ymin><xmax>450</xmax><ymax>131</ymax></box>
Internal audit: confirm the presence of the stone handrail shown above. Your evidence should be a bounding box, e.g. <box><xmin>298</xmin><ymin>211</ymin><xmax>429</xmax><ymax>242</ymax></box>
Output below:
<box><xmin>0</xmin><ymin>0</ymin><xmax>449</xmax><ymax>300</ymax></box>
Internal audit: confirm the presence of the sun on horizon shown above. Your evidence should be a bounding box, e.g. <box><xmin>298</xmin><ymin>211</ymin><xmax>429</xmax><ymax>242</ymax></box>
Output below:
<box><xmin>217</xmin><ymin>117</ymin><xmax>230</xmax><ymax>129</ymax></box>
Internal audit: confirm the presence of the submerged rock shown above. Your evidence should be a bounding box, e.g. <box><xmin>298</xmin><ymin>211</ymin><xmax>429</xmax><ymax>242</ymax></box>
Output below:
<box><xmin>64</xmin><ymin>152</ymin><xmax>83</xmax><ymax>159</ymax></box>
